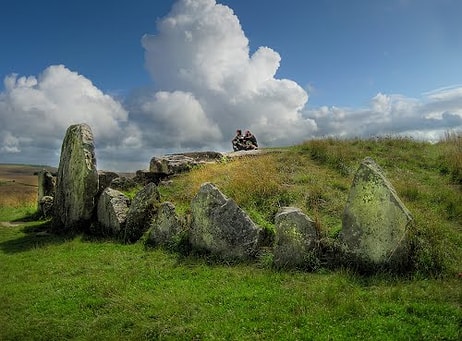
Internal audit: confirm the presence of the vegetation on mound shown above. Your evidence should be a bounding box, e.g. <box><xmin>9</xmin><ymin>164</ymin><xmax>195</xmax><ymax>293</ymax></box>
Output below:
<box><xmin>0</xmin><ymin>135</ymin><xmax>461</xmax><ymax>340</ymax></box>
<box><xmin>158</xmin><ymin>135</ymin><xmax>462</xmax><ymax>277</ymax></box>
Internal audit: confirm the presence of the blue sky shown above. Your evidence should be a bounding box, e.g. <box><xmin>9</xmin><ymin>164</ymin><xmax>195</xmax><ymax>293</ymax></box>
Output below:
<box><xmin>1</xmin><ymin>0</ymin><xmax>461</xmax><ymax>171</ymax></box>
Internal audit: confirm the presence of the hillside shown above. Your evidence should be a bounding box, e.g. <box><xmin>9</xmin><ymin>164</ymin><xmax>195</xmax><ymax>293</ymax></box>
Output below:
<box><xmin>0</xmin><ymin>136</ymin><xmax>461</xmax><ymax>340</ymax></box>
<box><xmin>157</xmin><ymin>136</ymin><xmax>462</xmax><ymax>275</ymax></box>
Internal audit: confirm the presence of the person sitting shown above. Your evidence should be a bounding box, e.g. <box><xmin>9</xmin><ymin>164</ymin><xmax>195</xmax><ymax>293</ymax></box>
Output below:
<box><xmin>232</xmin><ymin>129</ymin><xmax>245</xmax><ymax>151</ymax></box>
<box><xmin>243</xmin><ymin>130</ymin><xmax>258</xmax><ymax>150</ymax></box>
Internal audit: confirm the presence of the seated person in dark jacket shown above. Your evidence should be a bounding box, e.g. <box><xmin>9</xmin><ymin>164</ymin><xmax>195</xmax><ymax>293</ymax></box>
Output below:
<box><xmin>243</xmin><ymin>130</ymin><xmax>258</xmax><ymax>150</ymax></box>
<box><xmin>232</xmin><ymin>129</ymin><xmax>245</xmax><ymax>151</ymax></box>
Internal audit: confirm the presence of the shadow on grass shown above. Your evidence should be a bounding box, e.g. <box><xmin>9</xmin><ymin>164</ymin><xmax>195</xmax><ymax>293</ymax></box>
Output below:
<box><xmin>0</xmin><ymin>220</ymin><xmax>76</xmax><ymax>254</ymax></box>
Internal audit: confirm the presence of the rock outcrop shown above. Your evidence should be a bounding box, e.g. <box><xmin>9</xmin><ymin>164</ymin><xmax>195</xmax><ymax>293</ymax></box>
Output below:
<box><xmin>123</xmin><ymin>183</ymin><xmax>161</xmax><ymax>243</ymax></box>
<box><xmin>273</xmin><ymin>207</ymin><xmax>320</xmax><ymax>269</ymax></box>
<box><xmin>53</xmin><ymin>123</ymin><xmax>99</xmax><ymax>231</ymax></box>
<box><xmin>97</xmin><ymin>188</ymin><xmax>130</xmax><ymax>237</ymax></box>
<box><xmin>340</xmin><ymin>157</ymin><xmax>413</xmax><ymax>269</ymax></box>
<box><xmin>190</xmin><ymin>182</ymin><xmax>262</xmax><ymax>260</ymax></box>
<box><xmin>149</xmin><ymin>151</ymin><xmax>224</xmax><ymax>176</ymax></box>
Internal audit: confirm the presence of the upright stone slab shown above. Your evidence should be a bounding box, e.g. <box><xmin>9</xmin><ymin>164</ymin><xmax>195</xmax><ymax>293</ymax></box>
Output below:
<box><xmin>340</xmin><ymin>157</ymin><xmax>413</xmax><ymax>269</ymax></box>
<box><xmin>148</xmin><ymin>202</ymin><xmax>183</xmax><ymax>247</ymax></box>
<box><xmin>190</xmin><ymin>182</ymin><xmax>262</xmax><ymax>260</ymax></box>
<box><xmin>123</xmin><ymin>182</ymin><xmax>160</xmax><ymax>243</ymax></box>
<box><xmin>53</xmin><ymin>124</ymin><xmax>99</xmax><ymax>231</ymax></box>
<box><xmin>97</xmin><ymin>188</ymin><xmax>130</xmax><ymax>237</ymax></box>
<box><xmin>36</xmin><ymin>170</ymin><xmax>55</xmax><ymax>206</ymax></box>
<box><xmin>273</xmin><ymin>207</ymin><xmax>320</xmax><ymax>269</ymax></box>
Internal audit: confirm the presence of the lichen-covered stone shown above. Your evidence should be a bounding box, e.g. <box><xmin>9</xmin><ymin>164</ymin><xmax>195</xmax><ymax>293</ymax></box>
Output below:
<box><xmin>190</xmin><ymin>182</ymin><xmax>262</xmax><ymax>260</ymax></box>
<box><xmin>273</xmin><ymin>207</ymin><xmax>320</xmax><ymax>269</ymax></box>
<box><xmin>97</xmin><ymin>188</ymin><xmax>130</xmax><ymax>236</ymax></box>
<box><xmin>148</xmin><ymin>202</ymin><xmax>183</xmax><ymax>247</ymax></box>
<box><xmin>123</xmin><ymin>183</ymin><xmax>160</xmax><ymax>243</ymax></box>
<box><xmin>53</xmin><ymin>123</ymin><xmax>99</xmax><ymax>231</ymax></box>
<box><xmin>340</xmin><ymin>157</ymin><xmax>413</xmax><ymax>268</ymax></box>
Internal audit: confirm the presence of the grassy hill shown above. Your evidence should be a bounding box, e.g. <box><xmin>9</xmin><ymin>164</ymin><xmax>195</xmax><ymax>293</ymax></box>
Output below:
<box><xmin>0</xmin><ymin>136</ymin><xmax>461</xmax><ymax>340</ymax></box>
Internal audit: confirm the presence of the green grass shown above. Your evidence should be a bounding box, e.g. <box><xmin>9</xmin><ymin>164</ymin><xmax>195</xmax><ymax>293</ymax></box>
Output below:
<box><xmin>1</xmin><ymin>137</ymin><xmax>461</xmax><ymax>340</ymax></box>
<box><xmin>1</xmin><ymin>223</ymin><xmax>460</xmax><ymax>340</ymax></box>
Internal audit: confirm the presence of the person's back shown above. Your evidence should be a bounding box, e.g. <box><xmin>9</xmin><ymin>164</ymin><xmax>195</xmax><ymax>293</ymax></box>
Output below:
<box><xmin>232</xmin><ymin>129</ymin><xmax>245</xmax><ymax>151</ymax></box>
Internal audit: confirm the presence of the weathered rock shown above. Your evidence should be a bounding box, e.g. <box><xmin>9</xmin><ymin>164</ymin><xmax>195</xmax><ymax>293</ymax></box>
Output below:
<box><xmin>148</xmin><ymin>202</ymin><xmax>183</xmax><ymax>247</ymax></box>
<box><xmin>134</xmin><ymin>169</ymin><xmax>165</xmax><ymax>186</ymax></box>
<box><xmin>110</xmin><ymin>176</ymin><xmax>138</xmax><ymax>191</ymax></box>
<box><xmin>123</xmin><ymin>183</ymin><xmax>160</xmax><ymax>243</ymax></box>
<box><xmin>39</xmin><ymin>196</ymin><xmax>54</xmax><ymax>219</ymax></box>
<box><xmin>98</xmin><ymin>171</ymin><xmax>119</xmax><ymax>194</ymax></box>
<box><xmin>340</xmin><ymin>157</ymin><xmax>413</xmax><ymax>269</ymax></box>
<box><xmin>190</xmin><ymin>182</ymin><xmax>262</xmax><ymax>260</ymax></box>
<box><xmin>273</xmin><ymin>207</ymin><xmax>320</xmax><ymax>269</ymax></box>
<box><xmin>36</xmin><ymin>170</ymin><xmax>55</xmax><ymax>207</ymax></box>
<box><xmin>53</xmin><ymin>123</ymin><xmax>99</xmax><ymax>231</ymax></box>
<box><xmin>97</xmin><ymin>188</ymin><xmax>130</xmax><ymax>236</ymax></box>
<box><xmin>149</xmin><ymin>151</ymin><xmax>224</xmax><ymax>176</ymax></box>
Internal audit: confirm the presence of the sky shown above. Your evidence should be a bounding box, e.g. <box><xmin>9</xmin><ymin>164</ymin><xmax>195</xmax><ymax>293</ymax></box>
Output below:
<box><xmin>1</xmin><ymin>0</ymin><xmax>461</xmax><ymax>171</ymax></box>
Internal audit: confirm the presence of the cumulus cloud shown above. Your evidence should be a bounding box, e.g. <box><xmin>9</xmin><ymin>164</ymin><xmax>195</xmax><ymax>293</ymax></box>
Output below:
<box><xmin>134</xmin><ymin>0</ymin><xmax>315</xmax><ymax>149</ymax></box>
<box><xmin>2</xmin><ymin>0</ymin><xmax>462</xmax><ymax>171</ymax></box>
<box><xmin>0</xmin><ymin>65</ymin><xmax>140</xmax><ymax>168</ymax></box>
<box><xmin>303</xmin><ymin>88</ymin><xmax>462</xmax><ymax>140</ymax></box>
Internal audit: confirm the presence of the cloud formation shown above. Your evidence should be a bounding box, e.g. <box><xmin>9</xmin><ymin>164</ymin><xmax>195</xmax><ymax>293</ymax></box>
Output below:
<box><xmin>0</xmin><ymin>65</ymin><xmax>139</xmax><ymax>168</ymax></box>
<box><xmin>136</xmin><ymin>0</ymin><xmax>315</xmax><ymax>149</ymax></box>
<box><xmin>1</xmin><ymin>0</ymin><xmax>461</xmax><ymax>171</ymax></box>
<box><xmin>305</xmin><ymin>88</ymin><xmax>462</xmax><ymax>140</ymax></box>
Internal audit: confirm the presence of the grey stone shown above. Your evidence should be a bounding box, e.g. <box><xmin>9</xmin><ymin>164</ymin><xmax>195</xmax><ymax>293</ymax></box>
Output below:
<box><xmin>273</xmin><ymin>207</ymin><xmax>320</xmax><ymax>269</ymax></box>
<box><xmin>148</xmin><ymin>202</ymin><xmax>183</xmax><ymax>247</ymax></box>
<box><xmin>98</xmin><ymin>171</ymin><xmax>119</xmax><ymax>194</ymax></box>
<box><xmin>36</xmin><ymin>170</ymin><xmax>55</xmax><ymax>207</ymax></box>
<box><xmin>53</xmin><ymin>123</ymin><xmax>99</xmax><ymax>231</ymax></box>
<box><xmin>190</xmin><ymin>182</ymin><xmax>262</xmax><ymax>260</ymax></box>
<box><xmin>97</xmin><ymin>188</ymin><xmax>130</xmax><ymax>236</ymax></box>
<box><xmin>123</xmin><ymin>182</ymin><xmax>160</xmax><ymax>243</ymax></box>
<box><xmin>340</xmin><ymin>157</ymin><xmax>413</xmax><ymax>268</ymax></box>
<box><xmin>39</xmin><ymin>196</ymin><xmax>54</xmax><ymax>219</ymax></box>
<box><xmin>149</xmin><ymin>151</ymin><xmax>224</xmax><ymax>176</ymax></box>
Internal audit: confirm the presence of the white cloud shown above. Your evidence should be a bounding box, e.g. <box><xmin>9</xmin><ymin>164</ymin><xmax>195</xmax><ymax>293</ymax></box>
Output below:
<box><xmin>135</xmin><ymin>0</ymin><xmax>315</xmax><ymax>150</ymax></box>
<box><xmin>2</xmin><ymin>0</ymin><xmax>462</xmax><ymax>171</ymax></box>
<box><xmin>303</xmin><ymin>87</ymin><xmax>462</xmax><ymax>140</ymax></box>
<box><xmin>0</xmin><ymin>65</ymin><xmax>140</xmax><ymax>168</ymax></box>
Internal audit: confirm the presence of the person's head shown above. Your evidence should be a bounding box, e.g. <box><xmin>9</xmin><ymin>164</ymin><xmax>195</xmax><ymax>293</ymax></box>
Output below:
<box><xmin>236</xmin><ymin>129</ymin><xmax>242</xmax><ymax>135</ymax></box>
<box><xmin>245</xmin><ymin>130</ymin><xmax>251</xmax><ymax>136</ymax></box>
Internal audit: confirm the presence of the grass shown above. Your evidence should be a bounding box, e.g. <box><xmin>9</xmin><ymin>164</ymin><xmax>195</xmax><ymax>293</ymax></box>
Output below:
<box><xmin>1</xmin><ymin>136</ymin><xmax>461</xmax><ymax>340</ymax></box>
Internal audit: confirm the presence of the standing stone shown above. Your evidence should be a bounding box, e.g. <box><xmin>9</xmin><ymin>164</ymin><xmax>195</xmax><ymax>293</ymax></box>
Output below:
<box><xmin>340</xmin><ymin>157</ymin><xmax>413</xmax><ymax>269</ymax></box>
<box><xmin>36</xmin><ymin>170</ymin><xmax>55</xmax><ymax>206</ymax></box>
<box><xmin>190</xmin><ymin>182</ymin><xmax>262</xmax><ymax>260</ymax></box>
<box><xmin>97</xmin><ymin>188</ymin><xmax>130</xmax><ymax>237</ymax></box>
<box><xmin>273</xmin><ymin>207</ymin><xmax>320</xmax><ymax>269</ymax></box>
<box><xmin>123</xmin><ymin>182</ymin><xmax>160</xmax><ymax>243</ymax></box>
<box><xmin>148</xmin><ymin>202</ymin><xmax>183</xmax><ymax>247</ymax></box>
<box><xmin>53</xmin><ymin>124</ymin><xmax>99</xmax><ymax>231</ymax></box>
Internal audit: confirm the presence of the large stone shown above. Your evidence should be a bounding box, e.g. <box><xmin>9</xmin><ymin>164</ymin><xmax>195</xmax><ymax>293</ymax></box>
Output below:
<box><xmin>190</xmin><ymin>182</ymin><xmax>262</xmax><ymax>260</ymax></box>
<box><xmin>53</xmin><ymin>123</ymin><xmax>99</xmax><ymax>231</ymax></box>
<box><xmin>273</xmin><ymin>207</ymin><xmax>320</xmax><ymax>269</ymax></box>
<box><xmin>98</xmin><ymin>171</ymin><xmax>119</xmax><ymax>194</ymax></box>
<box><xmin>96</xmin><ymin>188</ymin><xmax>130</xmax><ymax>237</ymax></box>
<box><xmin>149</xmin><ymin>151</ymin><xmax>224</xmax><ymax>176</ymax></box>
<box><xmin>123</xmin><ymin>182</ymin><xmax>160</xmax><ymax>243</ymax></box>
<box><xmin>36</xmin><ymin>170</ymin><xmax>55</xmax><ymax>207</ymax></box>
<box><xmin>148</xmin><ymin>202</ymin><xmax>183</xmax><ymax>247</ymax></box>
<box><xmin>340</xmin><ymin>157</ymin><xmax>413</xmax><ymax>268</ymax></box>
<box><xmin>39</xmin><ymin>196</ymin><xmax>54</xmax><ymax>219</ymax></box>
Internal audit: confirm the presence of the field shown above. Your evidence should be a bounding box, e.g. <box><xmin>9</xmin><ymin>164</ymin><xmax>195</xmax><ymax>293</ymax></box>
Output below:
<box><xmin>0</xmin><ymin>164</ymin><xmax>56</xmax><ymax>208</ymax></box>
<box><xmin>0</xmin><ymin>137</ymin><xmax>461</xmax><ymax>340</ymax></box>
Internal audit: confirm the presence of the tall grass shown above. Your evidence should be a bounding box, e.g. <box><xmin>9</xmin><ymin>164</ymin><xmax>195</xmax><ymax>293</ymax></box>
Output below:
<box><xmin>440</xmin><ymin>130</ymin><xmax>462</xmax><ymax>184</ymax></box>
<box><xmin>1</xmin><ymin>138</ymin><xmax>461</xmax><ymax>339</ymax></box>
